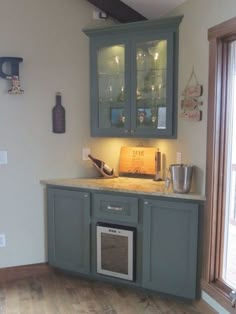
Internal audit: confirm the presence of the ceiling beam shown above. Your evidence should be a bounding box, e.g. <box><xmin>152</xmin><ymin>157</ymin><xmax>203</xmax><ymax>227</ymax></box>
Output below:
<box><xmin>87</xmin><ymin>0</ymin><xmax>147</xmax><ymax>23</ymax></box>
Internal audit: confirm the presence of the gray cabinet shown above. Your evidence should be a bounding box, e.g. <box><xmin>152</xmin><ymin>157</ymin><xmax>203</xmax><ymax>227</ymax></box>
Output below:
<box><xmin>46</xmin><ymin>186</ymin><xmax>200</xmax><ymax>299</ymax></box>
<box><xmin>93</xmin><ymin>192</ymin><xmax>138</xmax><ymax>223</ymax></box>
<box><xmin>142</xmin><ymin>198</ymin><xmax>199</xmax><ymax>299</ymax></box>
<box><xmin>47</xmin><ymin>188</ymin><xmax>90</xmax><ymax>274</ymax></box>
<box><xmin>83</xmin><ymin>16</ymin><xmax>182</xmax><ymax>138</ymax></box>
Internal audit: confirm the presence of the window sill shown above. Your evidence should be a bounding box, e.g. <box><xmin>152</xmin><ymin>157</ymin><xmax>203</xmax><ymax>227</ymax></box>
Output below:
<box><xmin>201</xmin><ymin>279</ymin><xmax>236</xmax><ymax>313</ymax></box>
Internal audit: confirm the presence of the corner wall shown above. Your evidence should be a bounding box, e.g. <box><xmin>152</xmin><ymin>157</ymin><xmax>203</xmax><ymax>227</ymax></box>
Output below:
<box><xmin>0</xmin><ymin>0</ymin><xmax>103</xmax><ymax>267</ymax></box>
<box><xmin>1</xmin><ymin>0</ymin><xmax>236</xmax><ymax>269</ymax></box>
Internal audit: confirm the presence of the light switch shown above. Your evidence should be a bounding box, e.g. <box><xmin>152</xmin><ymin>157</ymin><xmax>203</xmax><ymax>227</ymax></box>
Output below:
<box><xmin>176</xmin><ymin>152</ymin><xmax>182</xmax><ymax>164</ymax></box>
<box><xmin>0</xmin><ymin>151</ymin><xmax>8</xmax><ymax>165</ymax></box>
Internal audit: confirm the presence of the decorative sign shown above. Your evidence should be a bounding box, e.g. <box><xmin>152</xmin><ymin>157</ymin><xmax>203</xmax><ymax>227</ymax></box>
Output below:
<box><xmin>181</xmin><ymin>67</ymin><xmax>203</xmax><ymax>121</ymax></box>
<box><xmin>181</xmin><ymin>98</ymin><xmax>203</xmax><ymax>110</ymax></box>
<box><xmin>182</xmin><ymin>83</ymin><xmax>203</xmax><ymax>98</ymax></box>
<box><xmin>119</xmin><ymin>146</ymin><xmax>156</xmax><ymax>175</ymax></box>
<box><xmin>180</xmin><ymin>109</ymin><xmax>202</xmax><ymax>121</ymax></box>
<box><xmin>0</xmin><ymin>57</ymin><xmax>24</xmax><ymax>94</ymax></box>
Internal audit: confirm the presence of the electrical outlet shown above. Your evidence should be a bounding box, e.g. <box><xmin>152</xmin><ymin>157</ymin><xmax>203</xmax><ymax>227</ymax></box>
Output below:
<box><xmin>82</xmin><ymin>148</ymin><xmax>91</xmax><ymax>161</ymax></box>
<box><xmin>0</xmin><ymin>234</ymin><xmax>6</xmax><ymax>247</ymax></box>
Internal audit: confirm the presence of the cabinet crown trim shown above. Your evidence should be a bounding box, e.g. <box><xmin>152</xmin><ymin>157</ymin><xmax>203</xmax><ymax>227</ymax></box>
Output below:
<box><xmin>83</xmin><ymin>15</ymin><xmax>183</xmax><ymax>37</ymax></box>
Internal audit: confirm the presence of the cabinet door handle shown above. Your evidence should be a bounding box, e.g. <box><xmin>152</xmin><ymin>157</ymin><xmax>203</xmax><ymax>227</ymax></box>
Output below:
<box><xmin>84</xmin><ymin>194</ymin><xmax>89</xmax><ymax>198</ymax></box>
<box><xmin>107</xmin><ymin>205</ymin><xmax>123</xmax><ymax>211</ymax></box>
<box><xmin>130</xmin><ymin>129</ymin><xmax>135</xmax><ymax>133</ymax></box>
<box><xmin>124</xmin><ymin>129</ymin><xmax>129</xmax><ymax>133</ymax></box>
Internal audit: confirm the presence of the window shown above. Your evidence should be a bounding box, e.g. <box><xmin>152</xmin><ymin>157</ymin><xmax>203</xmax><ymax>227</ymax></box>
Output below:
<box><xmin>205</xmin><ymin>17</ymin><xmax>236</xmax><ymax>311</ymax></box>
<box><xmin>222</xmin><ymin>41</ymin><xmax>236</xmax><ymax>290</ymax></box>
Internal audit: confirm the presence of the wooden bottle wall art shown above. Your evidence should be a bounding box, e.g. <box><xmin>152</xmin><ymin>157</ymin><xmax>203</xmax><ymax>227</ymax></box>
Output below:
<box><xmin>52</xmin><ymin>92</ymin><xmax>66</xmax><ymax>134</ymax></box>
<box><xmin>181</xmin><ymin>67</ymin><xmax>203</xmax><ymax>121</ymax></box>
<box><xmin>0</xmin><ymin>57</ymin><xmax>24</xmax><ymax>94</ymax></box>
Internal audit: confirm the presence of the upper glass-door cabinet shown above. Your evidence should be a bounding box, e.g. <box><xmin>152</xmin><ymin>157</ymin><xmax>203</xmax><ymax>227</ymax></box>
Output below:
<box><xmin>91</xmin><ymin>38</ymin><xmax>131</xmax><ymax>137</ymax></box>
<box><xmin>83</xmin><ymin>16</ymin><xmax>183</xmax><ymax>138</ymax></box>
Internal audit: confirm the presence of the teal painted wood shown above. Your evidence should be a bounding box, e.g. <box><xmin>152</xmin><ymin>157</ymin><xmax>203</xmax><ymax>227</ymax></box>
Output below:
<box><xmin>47</xmin><ymin>188</ymin><xmax>91</xmax><ymax>274</ymax></box>
<box><xmin>83</xmin><ymin>16</ymin><xmax>183</xmax><ymax>138</ymax></box>
<box><xmin>93</xmin><ymin>193</ymin><xmax>138</xmax><ymax>223</ymax></box>
<box><xmin>46</xmin><ymin>185</ymin><xmax>201</xmax><ymax>299</ymax></box>
<box><xmin>130</xmin><ymin>32</ymin><xmax>175</xmax><ymax>137</ymax></box>
<box><xmin>90</xmin><ymin>36</ymin><xmax>132</xmax><ymax>137</ymax></box>
<box><xmin>142</xmin><ymin>199</ymin><xmax>199</xmax><ymax>299</ymax></box>
<box><xmin>83</xmin><ymin>16</ymin><xmax>183</xmax><ymax>37</ymax></box>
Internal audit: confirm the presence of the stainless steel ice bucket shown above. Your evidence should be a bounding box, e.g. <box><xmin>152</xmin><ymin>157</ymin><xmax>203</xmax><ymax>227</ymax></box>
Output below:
<box><xmin>170</xmin><ymin>164</ymin><xmax>193</xmax><ymax>193</ymax></box>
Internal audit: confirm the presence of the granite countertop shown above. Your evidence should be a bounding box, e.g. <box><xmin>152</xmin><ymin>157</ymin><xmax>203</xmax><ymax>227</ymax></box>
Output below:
<box><xmin>40</xmin><ymin>177</ymin><xmax>205</xmax><ymax>201</ymax></box>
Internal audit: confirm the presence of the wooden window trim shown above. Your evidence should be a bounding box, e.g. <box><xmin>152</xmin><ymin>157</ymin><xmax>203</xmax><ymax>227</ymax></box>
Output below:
<box><xmin>203</xmin><ymin>16</ymin><xmax>236</xmax><ymax>313</ymax></box>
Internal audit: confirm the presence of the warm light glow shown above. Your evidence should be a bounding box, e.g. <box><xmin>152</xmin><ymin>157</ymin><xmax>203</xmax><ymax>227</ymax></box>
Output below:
<box><xmin>154</xmin><ymin>52</ymin><xmax>159</xmax><ymax>61</ymax></box>
<box><xmin>114</xmin><ymin>56</ymin><xmax>120</xmax><ymax>64</ymax></box>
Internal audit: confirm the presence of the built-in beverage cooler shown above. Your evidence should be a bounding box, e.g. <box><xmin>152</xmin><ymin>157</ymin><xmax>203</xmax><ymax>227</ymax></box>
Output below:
<box><xmin>96</xmin><ymin>223</ymin><xmax>136</xmax><ymax>281</ymax></box>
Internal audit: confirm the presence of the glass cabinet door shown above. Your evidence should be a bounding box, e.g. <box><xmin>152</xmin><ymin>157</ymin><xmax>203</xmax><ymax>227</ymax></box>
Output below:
<box><xmin>134</xmin><ymin>39</ymin><xmax>168</xmax><ymax>132</ymax></box>
<box><xmin>85</xmin><ymin>16</ymin><xmax>181</xmax><ymax>138</ymax></box>
<box><xmin>97</xmin><ymin>44</ymin><xmax>126</xmax><ymax>131</ymax></box>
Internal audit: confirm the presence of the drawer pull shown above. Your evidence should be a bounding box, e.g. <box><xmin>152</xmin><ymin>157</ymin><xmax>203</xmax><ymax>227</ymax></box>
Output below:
<box><xmin>107</xmin><ymin>205</ymin><xmax>123</xmax><ymax>211</ymax></box>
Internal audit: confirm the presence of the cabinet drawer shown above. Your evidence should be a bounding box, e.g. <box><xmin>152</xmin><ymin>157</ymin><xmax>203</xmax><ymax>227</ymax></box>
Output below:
<box><xmin>94</xmin><ymin>193</ymin><xmax>138</xmax><ymax>223</ymax></box>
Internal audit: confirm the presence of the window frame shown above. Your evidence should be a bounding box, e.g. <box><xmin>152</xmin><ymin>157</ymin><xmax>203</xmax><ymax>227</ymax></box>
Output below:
<box><xmin>203</xmin><ymin>16</ymin><xmax>236</xmax><ymax>312</ymax></box>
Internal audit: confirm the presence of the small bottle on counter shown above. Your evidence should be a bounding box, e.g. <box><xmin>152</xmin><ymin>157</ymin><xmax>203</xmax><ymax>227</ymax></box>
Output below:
<box><xmin>154</xmin><ymin>149</ymin><xmax>162</xmax><ymax>181</ymax></box>
<box><xmin>88</xmin><ymin>154</ymin><xmax>114</xmax><ymax>177</ymax></box>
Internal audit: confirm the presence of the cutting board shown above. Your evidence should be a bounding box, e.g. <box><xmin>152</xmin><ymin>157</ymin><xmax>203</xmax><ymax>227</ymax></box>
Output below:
<box><xmin>119</xmin><ymin>146</ymin><xmax>156</xmax><ymax>175</ymax></box>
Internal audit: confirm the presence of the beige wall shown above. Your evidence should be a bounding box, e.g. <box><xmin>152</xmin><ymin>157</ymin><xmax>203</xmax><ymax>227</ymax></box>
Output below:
<box><xmin>0</xmin><ymin>0</ymin><xmax>110</xmax><ymax>268</ymax></box>
<box><xmin>161</xmin><ymin>0</ymin><xmax>236</xmax><ymax>193</ymax></box>
<box><xmin>0</xmin><ymin>0</ymin><xmax>236</xmax><ymax>268</ymax></box>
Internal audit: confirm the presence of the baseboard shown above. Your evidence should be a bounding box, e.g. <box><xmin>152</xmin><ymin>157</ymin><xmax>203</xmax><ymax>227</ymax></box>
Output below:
<box><xmin>201</xmin><ymin>291</ymin><xmax>231</xmax><ymax>314</ymax></box>
<box><xmin>0</xmin><ymin>263</ymin><xmax>53</xmax><ymax>283</ymax></box>
<box><xmin>194</xmin><ymin>297</ymin><xmax>218</xmax><ymax>314</ymax></box>
<box><xmin>201</xmin><ymin>279</ymin><xmax>235</xmax><ymax>314</ymax></box>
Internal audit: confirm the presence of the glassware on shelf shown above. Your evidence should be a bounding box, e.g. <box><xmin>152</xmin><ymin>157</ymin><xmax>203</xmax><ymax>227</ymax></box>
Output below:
<box><xmin>148</xmin><ymin>44</ymin><xmax>159</xmax><ymax>61</ymax></box>
<box><xmin>151</xmin><ymin>108</ymin><xmax>157</xmax><ymax>124</ymax></box>
<box><xmin>137</xmin><ymin>109</ymin><xmax>146</xmax><ymax>124</ymax></box>
<box><xmin>106</xmin><ymin>85</ymin><xmax>113</xmax><ymax>101</ymax></box>
<box><xmin>136</xmin><ymin>88</ymin><xmax>142</xmax><ymax>100</ymax></box>
<box><xmin>112</xmin><ymin>55</ymin><xmax>120</xmax><ymax>73</ymax></box>
<box><xmin>136</xmin><ymin>48</ymin><xmax>146</xmax><ymax>71</ymax></box>
<box><xmin>117</xmin><ymin>86</ymin><xmax>124</xmax><ymax>102</ymax></box>
<box><xmin>151</xmin><ymin>85</ymin><xmax>156</xmax><ymax>106</ymax></box>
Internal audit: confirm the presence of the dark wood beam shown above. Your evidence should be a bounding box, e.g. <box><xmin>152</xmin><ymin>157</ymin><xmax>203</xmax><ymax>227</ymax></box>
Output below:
<box><xmin>86</xmin><ymin>0</ymin><xmax>147</xmax><ymax>23</ymax></box>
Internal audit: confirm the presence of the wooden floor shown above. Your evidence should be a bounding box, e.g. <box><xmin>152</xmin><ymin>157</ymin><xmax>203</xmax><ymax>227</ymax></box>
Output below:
<box><xmin>0</xmin><ymin>264</ymin><xmax>215</xmax><ymax>314</ymax></box>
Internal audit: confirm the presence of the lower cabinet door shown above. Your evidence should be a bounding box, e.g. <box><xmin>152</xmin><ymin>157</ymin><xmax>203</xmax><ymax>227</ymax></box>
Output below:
<box><xmin>142</xmin><ymin>199</ymin><xmax>199</xmax><ymax>299</ymax></box>
<box><xmin>47</xmin><ymin>188</ymin><xmax>90</xmax><ymax>274</ymax></box>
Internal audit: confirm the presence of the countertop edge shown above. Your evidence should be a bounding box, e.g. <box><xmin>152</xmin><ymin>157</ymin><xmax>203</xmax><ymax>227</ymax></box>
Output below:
<box><xmin>40</xmin><ymin>178</ymin><xmax>206</xmax><ymax>202</ymax></box>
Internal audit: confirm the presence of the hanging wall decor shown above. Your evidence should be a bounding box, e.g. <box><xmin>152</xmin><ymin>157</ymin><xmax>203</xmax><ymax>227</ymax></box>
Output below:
<box><xmin>180</xmin><ymin>67</ymin><xmax>203</xmax><ymax>121</ymax></box>
<box><xmin>52</xmin><ymin>92</ymin><xmax>66</xmax><ymax>134</ymax></box>
<box><xmin>0</xmin><ymin>57</ymin><xmax>24</xmax><ymax>94</ymax></box>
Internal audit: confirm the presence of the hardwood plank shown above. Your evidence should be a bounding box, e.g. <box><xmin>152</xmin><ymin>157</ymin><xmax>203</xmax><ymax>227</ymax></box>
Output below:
<box><xmin>0</xmin><ymin>263</ymin><xmax>53</xmax><ymax>284</ymax></box>
<box><xmin>0</xmin><ymin>264</ymin><xmax>215</xmax><ymax>313</ymax></box>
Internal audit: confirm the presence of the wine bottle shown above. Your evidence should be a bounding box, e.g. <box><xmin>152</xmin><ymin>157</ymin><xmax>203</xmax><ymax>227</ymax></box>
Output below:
<box><xmin>52</xmin><ymin>92</ymin><xmax>65</xmax><ymax>133</ymax></box>
<box><xmin>88</xmin><ymin>154</ymin><xmax>114</xmax><ymax>176</ymax></box>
